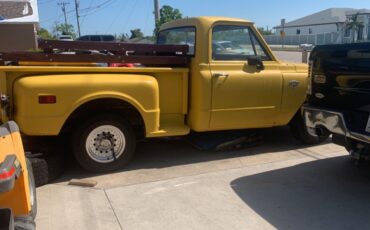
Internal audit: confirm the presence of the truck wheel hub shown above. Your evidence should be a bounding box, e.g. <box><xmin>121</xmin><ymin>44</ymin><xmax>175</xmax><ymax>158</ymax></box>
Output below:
<box><xmin>86</xmin><ymin>125</ymin><xmax>126</xmax><ymax>163</ymax></box>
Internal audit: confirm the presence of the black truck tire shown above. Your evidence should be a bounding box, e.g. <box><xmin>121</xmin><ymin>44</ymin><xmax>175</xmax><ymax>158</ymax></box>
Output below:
<box><xmin>29</xmin><ymin>153</ymin><xmax>65</xmax><ymax>187</ymax></box>
<box><xmin>290</xmin><ymin>113</ymin><xmax>329</xmax><ymax>145</ymax></box>
<box><xmin>72</xmin><ymin>114</ymin><xmax>136</xmax><ymax>173</ymax></box>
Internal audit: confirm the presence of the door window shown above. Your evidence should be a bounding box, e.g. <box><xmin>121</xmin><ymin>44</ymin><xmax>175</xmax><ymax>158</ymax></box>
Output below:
<box><xmin>212</xmin><ymin>25</ymin><xmax>271</xmax><ymax>61</ymax></box>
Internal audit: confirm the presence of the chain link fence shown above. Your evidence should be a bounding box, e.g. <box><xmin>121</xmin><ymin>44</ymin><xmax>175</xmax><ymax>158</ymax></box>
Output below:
<box><xmin>264</xmin><ymin>33</ymin><xmax>354</xmax><ymax>46</ymax></box>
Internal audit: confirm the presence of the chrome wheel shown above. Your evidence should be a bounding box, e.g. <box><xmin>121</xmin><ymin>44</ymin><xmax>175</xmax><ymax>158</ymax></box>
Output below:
<box><xmin>85</xmin><ymin>125</ymin><xmax>126</xmax><ymax>163</ymax></box>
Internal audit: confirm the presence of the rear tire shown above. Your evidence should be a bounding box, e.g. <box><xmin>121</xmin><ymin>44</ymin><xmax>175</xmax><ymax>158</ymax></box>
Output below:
<box><xmin>29</xmin><ymin>152</ymin><xmax>65</xmax><ymax>187</ymax></box>
<box><xmin>72</xmin><ymin>114</ymin><xmax>136</xmax><ymax>173</ymax></box>
<box><xmin>290</xmin><ymin>113</ymin><xmax>329</xmax><ymax>145</ymax></box>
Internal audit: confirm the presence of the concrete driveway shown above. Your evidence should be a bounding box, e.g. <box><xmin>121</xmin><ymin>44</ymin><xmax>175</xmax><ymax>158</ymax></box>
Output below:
<box><xmin>35</xmin><ymin>127</ymin><xmax>370</xmax><ymax>230</ymax></box>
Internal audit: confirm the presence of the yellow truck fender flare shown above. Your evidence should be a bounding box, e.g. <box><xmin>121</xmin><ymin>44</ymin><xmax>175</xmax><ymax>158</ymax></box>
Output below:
<box><xmin>62</xmin><ymin>92</ymin><xmax>160</xmax><ymax>136</ymax></box>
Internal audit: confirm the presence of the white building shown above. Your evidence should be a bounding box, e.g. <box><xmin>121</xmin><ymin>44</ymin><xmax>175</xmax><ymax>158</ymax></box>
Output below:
<box><xmin>271</xmin><ymin>8</ymin><xmax>370</xmax><ymax>44</ymax></box>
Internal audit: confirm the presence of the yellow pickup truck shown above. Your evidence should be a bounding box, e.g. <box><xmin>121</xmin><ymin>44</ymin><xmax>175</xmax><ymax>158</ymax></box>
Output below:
<box><xmin>0</xmin><ymin>17</ymin><xmax>327</xmax><ymax>172</ymax></box>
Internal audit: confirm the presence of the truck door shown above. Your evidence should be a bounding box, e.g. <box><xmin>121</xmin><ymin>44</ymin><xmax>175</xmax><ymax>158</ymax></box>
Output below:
<box><xmin>209</xmin><ymin>25</ymin><xmax>283</xmax><ymax>129</ymax></box>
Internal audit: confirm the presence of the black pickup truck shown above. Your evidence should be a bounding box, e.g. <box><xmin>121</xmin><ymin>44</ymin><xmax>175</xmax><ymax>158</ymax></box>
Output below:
<box><xmin>303</xmin><ymin>42</ymin><xmax>370</xmax><ymax>160</ymax></box>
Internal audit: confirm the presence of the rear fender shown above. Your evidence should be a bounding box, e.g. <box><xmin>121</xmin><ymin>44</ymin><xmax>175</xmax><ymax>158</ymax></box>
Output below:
<box><xmin>13</xmin><ymin>74</ymin><xmax>160</xmax><ymax>136</ymax></box>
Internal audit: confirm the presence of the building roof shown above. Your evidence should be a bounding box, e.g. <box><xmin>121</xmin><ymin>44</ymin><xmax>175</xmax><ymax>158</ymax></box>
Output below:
<box><xmin>346</xmin><ymin>9</ymin><xmax>370</xmax><ymax>15</ymax></box>
<box><xmin>0</xmin><ymin>0</ymin><xmax>38</xmax><ymax>24</ymax></box>
<box><xmin>275</xmin><ymin>8</ymin><xmax>353</xmax><ymax>28</ymax></box>
<box><xmin>0</xmin><ymin>1</ymin><xmax>33</xmax><ymax>20</ymax></box>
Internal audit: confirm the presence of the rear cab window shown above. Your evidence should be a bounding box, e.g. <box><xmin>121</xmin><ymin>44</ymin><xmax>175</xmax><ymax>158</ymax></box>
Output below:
<box><xmin>212</xmin><ymin>25</ymin><xmax>271</xmax><ymax>61</ymax></box>
<box><xmin>157</xmin><ymin>27</ymin><xmax>196</xmax><ymax>56</ymax></box>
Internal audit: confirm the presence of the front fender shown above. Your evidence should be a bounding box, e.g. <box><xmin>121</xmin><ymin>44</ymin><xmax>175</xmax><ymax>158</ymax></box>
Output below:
<box><xmin>13</xmin><ymin>74</ymin><xmax>159</xmax><ymax>135</ymax></box>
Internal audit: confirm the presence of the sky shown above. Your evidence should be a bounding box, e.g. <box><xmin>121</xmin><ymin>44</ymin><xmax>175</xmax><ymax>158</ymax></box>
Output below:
<box><xmin>37</xmin><ymin>0</ymin><xmax>370</xmax><ymax>37</ymax></box>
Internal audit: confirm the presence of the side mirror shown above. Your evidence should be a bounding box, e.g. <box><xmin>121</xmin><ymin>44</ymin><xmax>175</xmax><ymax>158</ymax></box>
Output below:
<box><xmin>247</xmin><ymin>56</ymin><xmax>264</xmax><ymax>70</ymax></box>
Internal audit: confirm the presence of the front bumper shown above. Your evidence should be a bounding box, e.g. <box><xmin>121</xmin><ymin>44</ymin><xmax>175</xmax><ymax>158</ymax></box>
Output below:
<box><xmin>303</xmin><ymin>106</ymin><xmax>370</xmax><ymax>145</ymax></box>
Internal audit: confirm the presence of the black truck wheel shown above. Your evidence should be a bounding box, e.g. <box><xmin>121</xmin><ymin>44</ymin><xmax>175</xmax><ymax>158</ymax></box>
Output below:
<box><xmin>290</xmin><ymin>113</ymin><xmax>329</xmax><ymax>145</ymax></box>
<box><xmin>29</xmin><ymin>152</ymin><xmax>66</xmax><ymax>187</ymax></box>
<box><xmin>72</xmin><ymin>114</ymin><xmax>136</xmax><ymax>173</ymax></box>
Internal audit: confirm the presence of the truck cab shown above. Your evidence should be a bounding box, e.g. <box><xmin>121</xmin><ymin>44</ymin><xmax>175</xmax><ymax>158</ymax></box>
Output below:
<box><xmin>157</xmin><ymin>17</ymin><xmax>308</xmax><ymax>131</ymax></box>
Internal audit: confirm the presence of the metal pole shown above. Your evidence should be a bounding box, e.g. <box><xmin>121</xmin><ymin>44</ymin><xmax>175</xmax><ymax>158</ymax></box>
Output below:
<box><xmin>74</xmin><ymin>0</ymin><xmax>81</xmax><ymax>37</ymax></box>
<box><xmin>154</xmin><ymin>0</ymin><xmax>160</xmax><ymax>21</ymax></box>
<box><xmin>58</xmin><ymin>2</ymin><xmax>69</xmax><ymax>32</ymax></box>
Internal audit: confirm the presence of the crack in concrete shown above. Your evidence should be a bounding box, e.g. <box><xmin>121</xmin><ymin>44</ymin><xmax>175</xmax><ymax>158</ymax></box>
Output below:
<box><xmin>104</xmin><ymin>189</ymin><xmax>124</xmax><ymax>230</ymax></box>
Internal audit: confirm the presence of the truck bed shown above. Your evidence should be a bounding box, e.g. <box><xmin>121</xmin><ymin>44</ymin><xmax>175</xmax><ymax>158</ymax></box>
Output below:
<box><xmin>0</xmin><ymin>39</ymin><xmax>190</xmax><ymax>67</ymax></box>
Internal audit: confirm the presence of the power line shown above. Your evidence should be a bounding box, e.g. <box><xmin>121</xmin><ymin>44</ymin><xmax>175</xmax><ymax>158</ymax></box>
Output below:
<box><xmin>120</xmin><ymin>0</ymin><xmax>139</xmax><ymax>34</ymax></box>
<box><xmin>78</xmin><ymin>0</ymin><xmax>117</xmax><ymax>19</ymax></box>
<box><xmin>143</xmin><ymin>0</ymin><xmax>152</xmax><ymax>35</ymax></box>
<box><xmin>57</xmin><ymin>1</ymin><xmax>70</xmax><ymax>27</ymax></box>
<box><xmin>80</xmin><ymin>0</ymin><xmax>95</xmax><ymax>25</ymax></box>
<box><xmin>105</xmin><ymin>1</ymin><xmax>129</xmax><ymax>33</ymax></box>
<box><xmin>79</xmin><ymin>0</ymin><xmax>116</xmax><ymax>13</ymax></box>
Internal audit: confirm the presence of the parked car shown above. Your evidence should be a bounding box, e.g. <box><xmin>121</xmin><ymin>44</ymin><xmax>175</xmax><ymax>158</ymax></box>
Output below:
<box><xmin>303</xmin><ymin>42</ymin><xmax>370</xmax><ymax>161</ymax></box>
<box><xmin>299</xmin><ymin>43</ymin><xmax>314</xmax><ymax>51</ymax></box>
<box><xmin>57</xmin><ymin>35</ymin><xmax>73</xmax><ymax>41</ymax></box>
<box><xmin>76</xmin><ymin>35</ymin><xmax>115</xmax><ymax>42</ymax></box>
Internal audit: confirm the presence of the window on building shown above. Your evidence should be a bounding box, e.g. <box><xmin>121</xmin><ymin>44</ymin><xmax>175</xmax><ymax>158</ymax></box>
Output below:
<box><xmin>358</xmin><ymin>26</ymin><xmax>364</xmax><ymax>40</ymax></box>
<box><xmin>296</xmin><ymin>29</ymin><xmax>301</xmax><ymax>35</ymax></box>
<box><xmin>309</xmin><ymin>28</ymin><xmax>313</xmax><ymax>34</ymax></box>
<box><xmin>368</xmin><ymin>25</ymin><xmax>370</xmax><ymax>41</ymax></box>
<box><xmin>344</xmin><ymin>28</ymin><xmax>351</xmax><ymax>37</ymax></box>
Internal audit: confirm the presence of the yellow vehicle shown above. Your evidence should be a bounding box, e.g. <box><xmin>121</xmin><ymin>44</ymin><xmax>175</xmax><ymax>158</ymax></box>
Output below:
<box><xmin>0</xmin><ymin>121</ymin><xmax>36</xmax><ymax>230</ymax></box>
<box><xmin>0</xmin><ymin>17</ymin><xmax>327</xmax><ymax>172</ymax></box>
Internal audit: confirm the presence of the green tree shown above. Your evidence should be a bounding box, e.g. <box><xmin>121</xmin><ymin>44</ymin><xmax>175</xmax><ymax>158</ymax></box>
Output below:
<box><xmin>37</xmin><ymin>28</ymin><xmax>54</xmax><ymax>40</ymax></box>
<box><xmin>129</xmin><ymin>29</ymin><xmax>144</xmax><ymax>39</ymax></box>
<box><xmin>117</xmin><ymin>33</ymin><xmax>129</xmax><ymax>42</ymax></box>
<box><xmin>52</xmin><ymin>23</ymin><xmax>77</xmax><ymax>39</ymax></box>
<box><xmin>257</xmin><ymin>27</ymin><xmax>273</xmax><ymax>36</ymax></box>
<box><xmin>154</xmin><ymin>5</ymin><xmax>183</xmax><ymax>35</ymax></box>
<box><xmin>346</xmin><ymin>13</ymin><xmax>364</xmax><ymax>42</ymax></box>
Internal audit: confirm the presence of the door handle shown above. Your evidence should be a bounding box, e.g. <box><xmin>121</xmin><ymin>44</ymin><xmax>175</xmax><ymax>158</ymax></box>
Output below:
<box><xmin>212</xmin><ymin>72</ymin><xmax>229</xmax><ymax>78</ymax></box>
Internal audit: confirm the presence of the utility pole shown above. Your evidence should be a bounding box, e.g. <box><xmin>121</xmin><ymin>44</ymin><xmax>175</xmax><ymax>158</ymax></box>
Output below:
<box><xmin>74</xmin><ymin>0</ymin><xmax>81</xmax><ymax>37</ymax></box>
<box><xmin>154</xmin><ymin>0</ymin><xmax>160</xmax><ymax>22</ymax></box>
<box><xmin>58</xmin><ymin>2</ymin><xmax>69</xmax><ymax>33</ymax></box>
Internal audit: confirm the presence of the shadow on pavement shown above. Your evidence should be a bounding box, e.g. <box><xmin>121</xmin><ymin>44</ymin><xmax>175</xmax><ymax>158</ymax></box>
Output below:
<box><xmin>56</xmin><ymin>126</ymin><xmax>331</xmax><ymax>182</ymax></box>
<box><xmin>231</xmin><ymin>156</ymin><xmax>370</xmax><ymax>230</ymax></box>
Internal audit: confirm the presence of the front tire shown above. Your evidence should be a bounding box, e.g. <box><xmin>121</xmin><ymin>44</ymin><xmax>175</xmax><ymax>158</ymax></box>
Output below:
<box><xmin>290</xmin><ymin>113</ymin><xmax>329</xmax><ymax>145</ymax></box>
<box><xmin>72</xmin><ymin>114</ymin><xmax>136</xmax><ymax>173</ymax></box>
